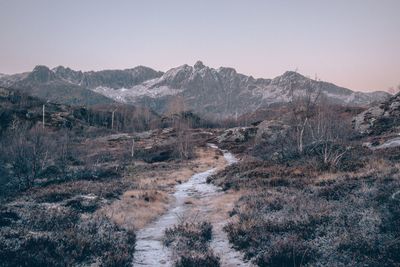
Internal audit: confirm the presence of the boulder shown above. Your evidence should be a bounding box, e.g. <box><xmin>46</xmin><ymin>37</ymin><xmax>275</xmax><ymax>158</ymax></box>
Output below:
<box><xmin>256</xmin><ymin>120</ymin><xmax>290</xmax><ymax>144</ymax></box>
<box><xmin>353</xmin><ymin>93</ymin><xmax>400</xmax><ymax>135</ymax></box>
<box><xmin>217</xmin><ymin>127</ymin><xmax>257</xmax><ymax>143</ymax></box>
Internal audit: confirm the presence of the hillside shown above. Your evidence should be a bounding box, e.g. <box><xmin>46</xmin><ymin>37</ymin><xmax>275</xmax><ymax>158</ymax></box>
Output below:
<box><xmin>0</xmin><ymin>86</ymin><xmax>160</xmax><ymax>134</ymax></box>
<box><xmin>0</xmin><ymin>66</ymin><xmax>116</xmax><ymax>106</ymax></box>
<box><xmin>354</xmin><ymin>92</ymin><xmax>400</xmax><ymax>135</ymax></box>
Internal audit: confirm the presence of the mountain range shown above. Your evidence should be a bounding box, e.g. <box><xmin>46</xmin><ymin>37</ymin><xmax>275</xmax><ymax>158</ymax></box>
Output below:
<box><xmin>0</xmin><ymin>61</ymin><xmax>390</xmax><ymax>118</ymax></box>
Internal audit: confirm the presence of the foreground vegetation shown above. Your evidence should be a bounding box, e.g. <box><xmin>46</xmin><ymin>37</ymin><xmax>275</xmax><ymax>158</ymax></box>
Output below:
<box><xmin>209</xmin><ymin>153</ymin><xmax>400</xmax><ymax>266</ymax></box>
<box><xmin>164</xmin><ymin>220</ymin><xmax>220</xmax><ymax>267</ymax></box>
<box><xmin>209</xmin><ymin>121</ymin><xmax>400</xmax><ymax>267</ymax></box>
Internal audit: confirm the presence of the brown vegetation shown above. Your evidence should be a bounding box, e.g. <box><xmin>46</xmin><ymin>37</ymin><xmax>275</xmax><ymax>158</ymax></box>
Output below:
<box><xmin>163</xmin><ymin>219</ymin><xmax>220</xmax><ymax>267</ymax></box>
<box><xmin>209</xmin><ymin>147</ymin><xmax>400</xmax><ymax>266</ymax></box>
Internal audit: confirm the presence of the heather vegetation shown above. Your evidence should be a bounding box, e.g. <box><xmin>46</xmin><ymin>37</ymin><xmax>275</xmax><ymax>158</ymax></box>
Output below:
<box><xmin>0</xmin><ymin>88</ymin><xmax>211</xmax><ymax>266</ymax></box>
<box><xmin>207</xmin><ymin>93</ymin><xmax>400</xmax><ymax>266</ymax></box>
<box><xmin>164</xmin><ymin>220</ymin><xmax>220</xmax><ymax>267</ymax></box>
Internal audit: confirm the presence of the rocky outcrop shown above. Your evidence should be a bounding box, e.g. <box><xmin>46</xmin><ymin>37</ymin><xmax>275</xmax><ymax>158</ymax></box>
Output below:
<box><xmin>353</xmin><ymin>93</ymin><xmax>400</xmax><ymax>135</ymax></box>
<box><xmin>27</xmin><ymin>65</ymin><xmax>57</xmax><ymax>83</ymax></box>
<box><xmin>217</xmin><ymin>127</ymin><xmax>257</xmax><ymax>143</ymax></box>
<box><xmin>255</xmin><ymin>120</ymin><xmax>290</xmax><ymax>144</ymax></box>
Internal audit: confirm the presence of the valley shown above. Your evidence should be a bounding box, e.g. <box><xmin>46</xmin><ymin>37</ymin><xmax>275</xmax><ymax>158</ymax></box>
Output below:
<box><xmin>1</xmin><ymin>80</ymin><xmax>399</xmax><ymax>266</ymax></box>
<box><xmin>1</xmin><ymin>1</ymin><xmax>400</xmax><ymax>266</ymax></box>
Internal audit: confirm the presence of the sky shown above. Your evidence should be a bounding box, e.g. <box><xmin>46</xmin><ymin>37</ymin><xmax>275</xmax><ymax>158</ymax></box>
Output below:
<box><xmin>0</xmin><ymin>0</ymin><xmax>399</xmax><ymax>92</ymax></box>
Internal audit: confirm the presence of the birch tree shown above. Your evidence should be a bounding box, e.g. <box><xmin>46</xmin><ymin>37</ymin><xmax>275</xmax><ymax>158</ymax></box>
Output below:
<box><xmin>288</xmin><ymin>80</ymin><xmax>321</xmax><ymax>154</ymax></box>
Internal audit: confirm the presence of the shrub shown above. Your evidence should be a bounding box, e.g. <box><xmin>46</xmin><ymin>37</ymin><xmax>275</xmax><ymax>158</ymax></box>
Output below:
<box><xmin>0</xmin><ymin>211</ymin><xmax>135</xmax><ymax>267</ymax></box>
<box><xmin>176</xmin><ymin>251</ymin><xmax>220</xmax><ymax>267</ymax></box>
<box><xmin>164</xmin><ymin>221</ymin><xmax>220</xmax><ymax>267</ymax></box>
<box><xmin>221</xmin><ymin>159</ymin><xmax>400</xmax><ymax>266</ymax></box>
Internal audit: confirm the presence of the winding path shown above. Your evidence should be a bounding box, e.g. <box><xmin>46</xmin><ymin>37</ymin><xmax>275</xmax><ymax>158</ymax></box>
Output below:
<box><xmin>132</xmin><ymin>145</ymin><xmax>251</xmax><ymax>266</ymax></box>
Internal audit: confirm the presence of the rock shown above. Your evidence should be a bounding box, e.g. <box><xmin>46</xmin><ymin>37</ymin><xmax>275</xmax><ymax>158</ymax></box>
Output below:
<box><xmin>369</xmin><ymin>137</ymin><xmax>400</xmax><ymax>150</ymax></box>
<box><xmin>353</xmin><ymin>106</ymin><xmax>385</xmax><ymax>134</ymax></box>
<box><xmin>217</xmin><ymin>127</ymin><xmax>257</xmax><ymax>143</ymax></box>
<box><xmin>134</xmin><ymin>130</ymin><xmax>154</xmax><ymax>140</ymax></box>
<box><xmin>0</xmin><ymin>87</ymin><xmax>14</xmax><ymax>98</ymax></box>
<box><xmin>101</xmin><ymin>133</ymin><xmax>133</xmax><ymax>142</ymax></box>
<box><xmin>65</xmin><ymin>194</ymin><xmax>100</xmax><ymax>213</ymax></box>
<box><xmin>353</xmin><ymin>93</ymin><xmax>400</xmax><ymax>135</ymax></box>
<box><xmin>255</xmin><ymin>120</ymin><xmax>290</xmax><ymax>144</ymax></box>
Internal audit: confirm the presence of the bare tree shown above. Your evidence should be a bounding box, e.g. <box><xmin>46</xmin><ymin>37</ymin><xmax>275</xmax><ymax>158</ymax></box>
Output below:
<box><xmin>131</xmin><ymin>138</ymin><xmax>135</xmax><ymax>158</ymax></box>
<box><xmin>111</xmin><ymin>108</ymin><xmax>117</xmax><ymax>130</ymax></box>
<box><xmin>166</xmin><ymin>95</ymin><xmax>193</xmax><ymax>159</ymax></box>
<box><xmin>288</xmin><ymin>80</ymin><xmax>321</xmax><ymax>154</ymax></box>
<box><xmin>5</xmin><ymin>125</ymin><xmax>52</xmax><ymax>188</ymax></box>
<box><xmin>307</xmin><ymin>101</ymin><xmax>351</xmax><ymax>169</ymax></box>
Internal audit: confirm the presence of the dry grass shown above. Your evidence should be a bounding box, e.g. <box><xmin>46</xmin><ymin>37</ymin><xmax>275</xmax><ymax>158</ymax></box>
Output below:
<box><xmin>209</xmin><ymin>155</ymin><xmax>400</xmax><ymax>266</ymax></box>
<box><xmin>104</xmin><ymin>190</ymin><xmax>170</xmax><ymax>229</ymax></box>
<box><xmin>104</xmin><ymin>146</ymin><xmax>227</xmax><ymax>230</ymax></box>
<box><xmin>185</xmin><ymin>189</ymin><xmax>245</xmax><ymax>226</ymax></box>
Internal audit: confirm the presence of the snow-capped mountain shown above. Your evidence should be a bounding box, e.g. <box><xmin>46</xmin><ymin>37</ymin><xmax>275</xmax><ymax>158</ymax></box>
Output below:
<box><xmin>89</xmin><ymin>61</ymin><xmax>390</xmax><ymax>117</ymax></box>
<box><xmin>0</xmin><ymin>62</ymin><xmax>390</xmax><ymax>116</ymax></box>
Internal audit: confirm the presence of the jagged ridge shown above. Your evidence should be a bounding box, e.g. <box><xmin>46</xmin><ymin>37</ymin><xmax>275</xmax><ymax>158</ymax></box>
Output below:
<box><xmin>0</xmin><ymin>61</ymin><xmax>390</xmax><ymax>116</ymax></box>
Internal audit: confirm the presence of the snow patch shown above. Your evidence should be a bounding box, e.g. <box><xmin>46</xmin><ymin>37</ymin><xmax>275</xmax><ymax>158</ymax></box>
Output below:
<box><xmin>92</xmin><ymin>84</ymin><xmax>182</xmax><ymax>103</ymax></box>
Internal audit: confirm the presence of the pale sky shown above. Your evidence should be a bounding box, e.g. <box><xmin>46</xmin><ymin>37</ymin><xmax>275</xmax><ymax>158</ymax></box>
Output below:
<box><xmin>0</xmin><ymin>0</ymin><xmax>399</xmax><ymax>92</ymax></box>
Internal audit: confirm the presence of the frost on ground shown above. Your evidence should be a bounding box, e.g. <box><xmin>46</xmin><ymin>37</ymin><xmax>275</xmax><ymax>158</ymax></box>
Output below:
<box><xmin>133</xmin><ymin>147</ymin><xmax>250</xmax><ymax>266</ymax></box>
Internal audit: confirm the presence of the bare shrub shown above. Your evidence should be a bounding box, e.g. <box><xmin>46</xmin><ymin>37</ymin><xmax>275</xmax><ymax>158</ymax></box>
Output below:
<box><xmin>220</xmin><ymin>158</ymin><xmax>400</xmax><ymax>266</ymax></box>
<box><xmin>166</xmin><ymin>96</ymin><xmax>194</xmax><ymax>159</ymax></box>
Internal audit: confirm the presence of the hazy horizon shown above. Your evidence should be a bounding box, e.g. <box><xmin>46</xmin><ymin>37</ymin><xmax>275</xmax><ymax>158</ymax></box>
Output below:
<box><xmin>0</xmin><ymin>0</ymin><xmax>399</xmax><ymax>92</ymax></box>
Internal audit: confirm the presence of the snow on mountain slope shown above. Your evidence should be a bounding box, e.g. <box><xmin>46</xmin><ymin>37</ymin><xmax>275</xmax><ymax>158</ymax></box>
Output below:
<box><xmin>93</xmin><ymin>80</ymin><xmax>183</xmax><ymax>102</ymax></box>
<box><xmin>0</xmin><ymin>62</ymin><xmax>390</xmax><ymax>118</ymax></box>
<box><xmin>92</xmin><ymin>62</ymin><xmax>388</xmax><ymax>118</ymax></box>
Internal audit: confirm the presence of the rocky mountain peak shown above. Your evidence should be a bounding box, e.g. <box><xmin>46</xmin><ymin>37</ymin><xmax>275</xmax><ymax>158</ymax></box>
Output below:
<box><xmin>194</xmin><ymin>60</ymin><xmax>205</xmax><ymax>70</ymax></box>
<box><xmin>28</xmin><ymin>65</ymin><xmax>57</xmax><ymax>83</ymax></box>
<box><xmin>128</xmin><ymin>66</ymin><xmax>163</xmax><ymax>76</ymax></box>
<box><xmin>279</xmin><ymin>71</ymin><xmax>307</xmax><ymax>81</ymax></box>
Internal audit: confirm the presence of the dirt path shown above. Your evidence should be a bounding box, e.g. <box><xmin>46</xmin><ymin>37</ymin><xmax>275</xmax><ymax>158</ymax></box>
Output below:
<box><xmin>132</xmin><ymin>145</ymin><xmax>252</xmax><ymax>266</ymax></box>
<box><xmin>103</xmin><ymin>146</ymin><xmax>226</xmax><ymax>230</ymax></box>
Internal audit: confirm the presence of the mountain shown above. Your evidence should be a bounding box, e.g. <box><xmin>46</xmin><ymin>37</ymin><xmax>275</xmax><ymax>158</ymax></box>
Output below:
<box><xmin>0</xmin><ymin>62</ymin><xmax>390</xmax><ymax>116</ymax></box>
<box><xmin>0</xmin><ymin>65</ymin><xmax>163</xmax><ymax>107</ymax></box>
<box><xmin>52</xmin><ymin>65</ymin><xmax>163</xmax><ymax>89</ymax></box>
<box><xmin>0</xmin><ymin>66</ymin><xmax>115</xmax><ymax>106</ymax></box>
<box><xmin>91</xmin><ymin>61</ymin><xmax>390</xmax><ymax>118</ymax></box>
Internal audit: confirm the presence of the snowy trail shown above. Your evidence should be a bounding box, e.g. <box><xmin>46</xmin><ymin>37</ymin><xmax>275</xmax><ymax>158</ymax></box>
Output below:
<box><xmin>132</xmin><ymin>145</ymin><xmax>251</xmax><ymax>266</ymax></box>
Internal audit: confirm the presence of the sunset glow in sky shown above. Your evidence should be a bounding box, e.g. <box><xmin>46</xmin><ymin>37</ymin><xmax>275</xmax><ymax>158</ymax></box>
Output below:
<box><xmin>0</xmin><ymin>0</ymin><xmax>399</xmax><ymax>92</ymax></box>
